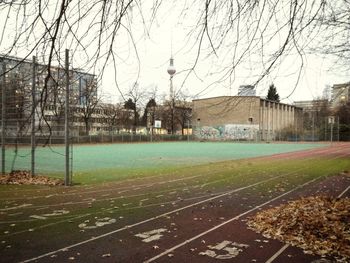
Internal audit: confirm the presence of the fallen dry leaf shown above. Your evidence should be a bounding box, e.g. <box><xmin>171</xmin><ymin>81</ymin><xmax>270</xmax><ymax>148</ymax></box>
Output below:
<box><xmin>247</xmin><ymin>196</ymin><xmax>350</xmax><ymax>261</ymax></box>
<box><xmin>0</xmin><ymin>170</ymin><xmax>64</xmax><ymax>185</ymax></box>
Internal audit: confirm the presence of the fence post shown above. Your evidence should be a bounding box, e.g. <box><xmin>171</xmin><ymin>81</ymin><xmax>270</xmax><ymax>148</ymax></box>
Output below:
<box><xmin>65</xmin><ymin>49</ymin><xmax>71</xmax><ymax>186</ymax></box>
<box><xmin>1</xmin><ymin>60</ymin><xmax>5</xmax><ymax>174</ymax></box>
<box><xmin>337</xmin><ymin>116</ymin><xmax>340</xmax><ymax>141</ymax></box>
<box><xmin>31</xmin><ymin>56</ymin><xmax>36</xmax><ymax>176</ymax></box>
<box><xmin>325</xmin><ymin>117</ymin><xmax>327</xmax><ymax>141</ymax></box>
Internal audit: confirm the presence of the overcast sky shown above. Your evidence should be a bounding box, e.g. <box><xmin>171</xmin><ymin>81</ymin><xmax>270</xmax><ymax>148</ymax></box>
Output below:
<box><xmin>97</xmin><ymin>2</ymin><xmax>350</xmax><ymax>104</ymax></box>
<box><xmin>1</xmin><ymin>1</ymin><xmax>349</xmax><ymax>104</ymax></box>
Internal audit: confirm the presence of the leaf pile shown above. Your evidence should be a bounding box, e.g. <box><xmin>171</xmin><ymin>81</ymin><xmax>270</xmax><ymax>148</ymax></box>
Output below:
<box><xmin>247</xmin><ymin>196</ymin><xmax>350</xmax><ymax>261</ymax></box>
<box><xmin>0</xmin><ymin>170</ymin><xmax>64</xmax><ymax>186</ymax></box>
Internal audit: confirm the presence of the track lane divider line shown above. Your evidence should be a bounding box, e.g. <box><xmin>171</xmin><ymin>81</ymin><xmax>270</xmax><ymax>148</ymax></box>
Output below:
<box><xmin>144</xmin><ymin>176</ymin><xmax>322</xmax><ymax>263</ymax></box>
<box><xmin>265</xmin><ymin>244</ymin><xmax>289</xmax><ymax>263</ymax></box>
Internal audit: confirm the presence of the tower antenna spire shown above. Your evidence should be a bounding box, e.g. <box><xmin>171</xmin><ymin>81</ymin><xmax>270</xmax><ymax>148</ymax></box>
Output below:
<box><xmin>167</xmin><ymin>30</ymin><xmax>176</xmax><ymax>135</ymax></box>
<box><xmin>171</xmin><ymin>28</ymin><xmax>173</xmax><ymax>58</ymax></box>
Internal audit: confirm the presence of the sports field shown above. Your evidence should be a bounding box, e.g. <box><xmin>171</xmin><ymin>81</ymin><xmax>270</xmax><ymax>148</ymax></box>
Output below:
<box><xmin>4</xmin><ymin>142</ymin><xmax>326</xmax><ymax>183</ymax></box>
<box><xmin>0</xmin><ymin>142</ymin><xmax>350</xmax><ymax>263</ymax></box>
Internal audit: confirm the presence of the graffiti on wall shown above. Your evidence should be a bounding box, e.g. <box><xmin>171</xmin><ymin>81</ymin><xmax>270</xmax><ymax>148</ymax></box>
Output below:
<box><xmin>196</xmin><ymin>124</ymin><xmax>259</xmax><ymax>140</ymax></box>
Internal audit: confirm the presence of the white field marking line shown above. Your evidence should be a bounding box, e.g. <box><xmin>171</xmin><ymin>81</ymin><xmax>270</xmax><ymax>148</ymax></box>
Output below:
<box><xmin>264</xmin><ymin>181</ymin><xmax>350</xmax><ymax>263</ymax></box>
<box><xmin>0</xmin><ymin>178</ymin><xmax>222</xmax><ymax>211</ymax></box>
<box><xmin>265</xmin><ymin>244</ymin><xmax>289</xmax><ymax>263</ymax></box>
<box><xmin>0</xmin><ymin>204</ymin><xmax>32</xmax><ymax>211</ymax></box>
<box><xmin>0</xmin><ymin>183</ymin><xmax>195</xmax><ymax>210</ymax></box>
<box><xmin>2</xmin><ymin>214</ymin><xmax>90</xmax><ymax>237</ymax></box>
<box><xmin>0</xmin><ymin>212</ymin><xmax>81</xmax><ymax>224</ymax></box>
<box><xmin>0</xmin><ymin>168</ymin><xmax>227</xmax><ymax>202</ymax></box>
<box><xmin>339</xmin><ymin>185</ymin><xmax>350</xmax><ymax>198</ymax></box>
<box><xmin>21</xmin><ymin>172</ymin><xmax>290</xmax><ymax>263</ymax></box>
<box><xmin>144</xmin><ymin>176</ymin><xmax>322</xmax><ymax>263</ymax></box>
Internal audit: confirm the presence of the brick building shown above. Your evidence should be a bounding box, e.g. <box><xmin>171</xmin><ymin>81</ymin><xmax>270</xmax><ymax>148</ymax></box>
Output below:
<box><xmin>192</xmin><ymin>96</ymin><xmax>302</xmax><ymax>141</ymax></box>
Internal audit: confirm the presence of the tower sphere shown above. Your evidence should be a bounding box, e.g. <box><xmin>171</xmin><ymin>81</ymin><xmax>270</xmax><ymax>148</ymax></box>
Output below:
<box><xmin>167</xmin><ymin>58</ymin><xmax>176</xmax><ymax>76</ymax></box>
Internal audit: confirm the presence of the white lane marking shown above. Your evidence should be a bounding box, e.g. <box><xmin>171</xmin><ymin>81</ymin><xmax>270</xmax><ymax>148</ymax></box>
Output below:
<box><xmin>29</xmin><ymin>215</ymin><xmax>47</xmax><ymax>220</ymax></box>
<box><xmin>0</xmin><ymin>171</ymin><xmax>215</xmax><ymax>201</ymax></box>
<box><xmin>5</xmin><ymin>214</ymin><xmax>90</xmax><ymax>237</ymax></box>
<box><xmin>264</xmin><ymin>183</ymin><xmax>350</xmax><ymax>263</ymax></box>
<box><xmin>42</xmin><ymin>210</ymin><xmax>69</xmax><ymax>217</ymax></box>
<box><xmin>265</xmin><ymin>244</ymin><xmax>289</xmax><ymax>263</ymax></box>
<box><xmin>144</xmin><ymin>177</ymin><xmax>320</xmax><ymax>263</ymax></box>
<box><xmin>0</xmin><ymin>204</ymin><xmax>32</xmax><ymax>211</ymax></box>
<box><xmin>339</xmin><ymin>185</ymin><xmax>350</xmax><ymax>198</ymax></box>
<box><xmin>20</xmin><ymin>173</ymin><xmax>286</xmax><ymax>263</ymax></box>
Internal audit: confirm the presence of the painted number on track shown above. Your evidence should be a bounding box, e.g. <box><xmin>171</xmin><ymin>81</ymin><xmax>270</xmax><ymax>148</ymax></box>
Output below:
<box><xmin>135</xmin><ymin>228</ymin><xmax>168</xmax><ymax>243</ymax></box>
<box><xmin>78</xmin><ymin>217</ymin><xmax>116</xmax><ymax>229</ymax></box>
<box><xmin>199</xmin><ymin>240</ymin><xmax>249</xmax><ymax>260</ymax></box>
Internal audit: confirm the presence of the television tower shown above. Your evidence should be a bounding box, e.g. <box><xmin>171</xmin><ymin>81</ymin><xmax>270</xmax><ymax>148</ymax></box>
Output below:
<box><xmin>167</xmin><ymin>57</ymin><xmax>176</xmax><ymax>100</ymax></box>
<box><xmin>167</xmin><ymin>46</ymin><xmax>176</xmax><ymax>134</ymax></box>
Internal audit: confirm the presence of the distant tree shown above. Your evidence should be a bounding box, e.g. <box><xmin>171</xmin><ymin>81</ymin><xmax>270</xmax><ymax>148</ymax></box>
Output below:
<box><xmin>173</xmin><ymin>91</ymin><xmax>192</xmax><ymax>135</ymax></box>
<box><xmin>102</xmin><ymin>103</ymin><xmax>128</xmax><ymax>133</ymax></box>
<box><xmin>160</xmin><ymin>90</ymin><xmax>192</xmax><ymax>135</ymax></box>
<box><xmin>124</xmin><ymin>98</ymin><xmax>136</xmax><ymax>111</ymax></box>
<box><xmin>266</xmin><ymin>84</ymin><xmax>280</xmax><ymax>102</ymax></box>
<box><xmin>141</xmin><ymin>98</ymin><xmax>157</xmax><ymax>127</ymax></box>
<box><xmin>124</xmin><ymin>82</ymin><xmax>147</xmax><ymax>132</ymax></box>
<box><xmin>80</xmin><ymin>79</ymin><xmax>99</xmax><ymax>135</ymax></box>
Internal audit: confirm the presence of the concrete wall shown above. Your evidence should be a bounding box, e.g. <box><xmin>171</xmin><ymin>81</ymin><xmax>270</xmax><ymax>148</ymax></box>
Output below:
<box><xmin>193</xmin><ymin>96</ymin><xmax>302</xmax><ymax>141</ymax></box>
<box><xmin>193</xmin><ymin>96</ymin><xmax>260</xmax><ymax>126</ymax></box>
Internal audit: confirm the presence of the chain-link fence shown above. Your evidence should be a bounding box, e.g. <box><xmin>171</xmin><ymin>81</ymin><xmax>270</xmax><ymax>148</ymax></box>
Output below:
<box><xmin>1</xmin><ymin>54</ymin><xmax>349</xmax><ymax>185</ymax></box>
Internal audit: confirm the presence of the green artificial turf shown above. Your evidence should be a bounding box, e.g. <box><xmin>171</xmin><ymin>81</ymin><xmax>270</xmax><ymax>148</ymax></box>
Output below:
<box><xmin>3</xmin><ymin>142</ymin><xmax>326</xmax><ymax>181</ymax></box>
